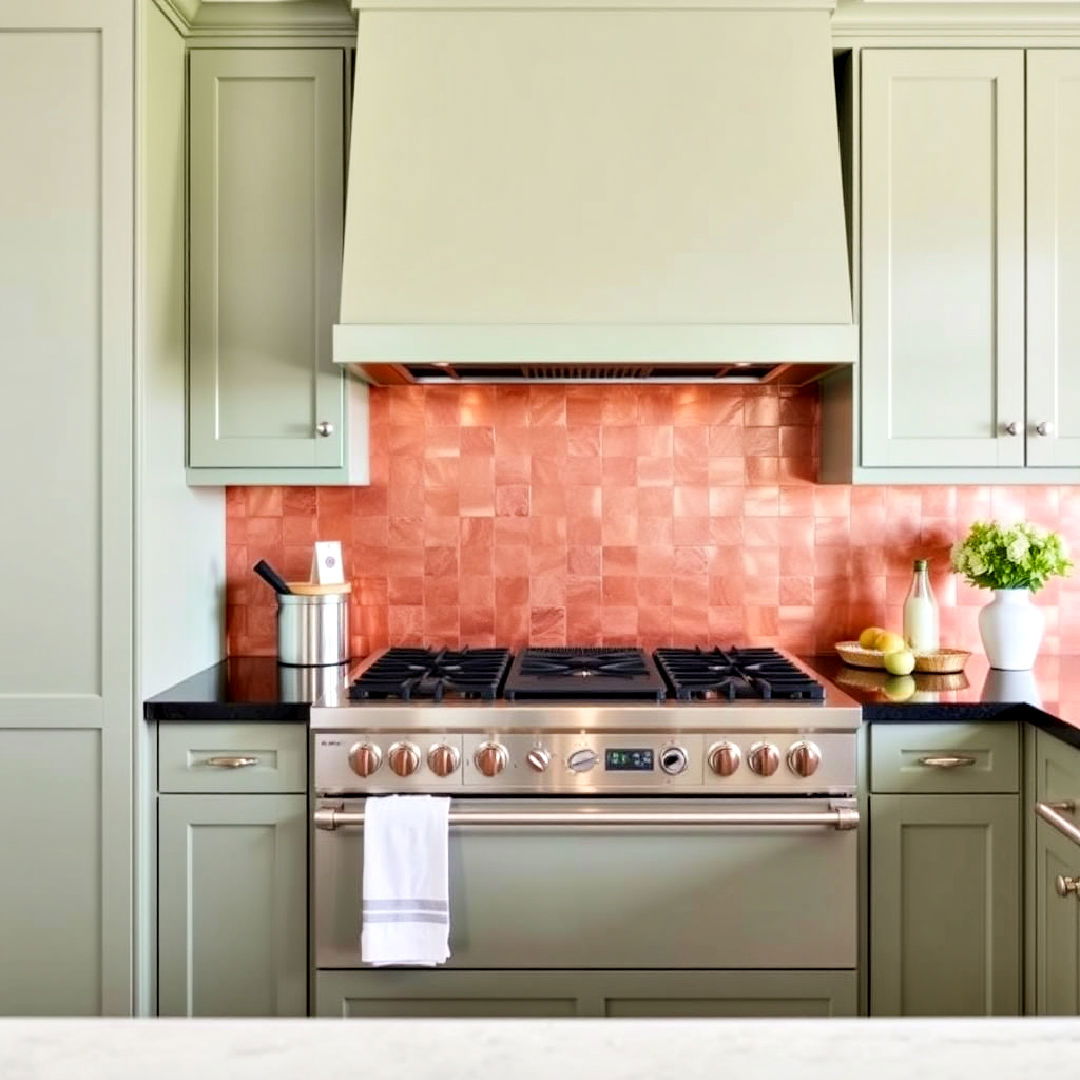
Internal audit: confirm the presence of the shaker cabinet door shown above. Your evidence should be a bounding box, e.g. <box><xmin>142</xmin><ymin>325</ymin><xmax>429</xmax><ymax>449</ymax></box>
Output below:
<box><xmin>861</xmin><ymin>50</ymin><xmax>1025</xmax><ymax>469</ymax></box>
<box><xmin>188</xmin><ymin>49</ymin><xmax>352</xmax><ymax>473</ymax></box>
<box><xmin>158</xmin><ymin>794</ymin><xmax>307</xmax><ymax>1017</ymax></box>
<box><xmin>869</xmin><ymin>793</ymin><xmax>1020</xmax><ymax>1016</ymax></box>
<box><xmin>1027</xmin><ymin>51</ymin><xmax>1080</xmax><ymax>468</ymax></box>
<box><xmin>1033</xmin><ymin>817</ymin><xmax>1080</xmax><ymax>1014</ymax></box>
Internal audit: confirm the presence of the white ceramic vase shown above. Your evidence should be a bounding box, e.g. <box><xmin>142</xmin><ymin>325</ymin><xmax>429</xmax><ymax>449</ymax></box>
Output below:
<box><xmin>978</xmin><ymin>589</ymin><xmax>1044</xmax><ymax>670</ymax></box>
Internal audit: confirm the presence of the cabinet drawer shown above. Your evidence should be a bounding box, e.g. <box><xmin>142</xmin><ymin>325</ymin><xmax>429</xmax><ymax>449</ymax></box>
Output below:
<box><xmin>1034</xmin><ymin>729</ymin><xmax>1080</xmax><ymax>804</ymax></box>
<box><xmin>870</xmin><ymin>723</ymin><xmax>1019</xmax><ymax>794</ymax></box>
<box><xmin>158</xmin><ymin>723</ymin><xmax>306</xmax><ymax>793</ymax></box>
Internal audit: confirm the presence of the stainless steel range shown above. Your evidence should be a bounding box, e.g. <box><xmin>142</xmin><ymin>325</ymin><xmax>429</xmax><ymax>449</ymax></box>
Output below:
<box><xmin>310</xmin><ymin>646</ymin><xmax>863</xmax><ymax>1018</ymax></box>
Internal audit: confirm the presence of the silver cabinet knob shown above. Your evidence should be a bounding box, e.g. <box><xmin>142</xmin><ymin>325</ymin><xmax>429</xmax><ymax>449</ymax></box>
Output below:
<box><xmin>1003</xmin><ymin>421</ymin><xmax>1018</xmax><ymax>437</ymax></box>
<box><xmin>1036</xmin><ymin>420</ymin><xmax>1054</xmax><ymax>437</ymax></box>
<box><xmin>475</xmin><ymin>741</ymin><xmax>509</xmax><ymax>777</ymax></box>
<box><xmin>748</xmin><ymin>741</ymin><xmax>781</xmax><ymax>777</ymax></box>
<box><xmin>1056</xmin><ymin>874</ymin><xmax>1080</xmax><ymax>899</ymax></box>
<box><xmin>427</xmin><ymin>743</ymin><xmax>460</xmax><ymax>778</ymax></box>
<box><xmin>348</xmin><ymin>742</ymin><xmax>382</xmax><ymax>778</ymax></box>
<box><xmin>526</xmin><ymin>747</ymin><xmax>552</xmax><ymax>773</ymax></box>
<box><xmin>707</xmin><ymin>741</ymin><xmax>741</xmax><ymax>777</ymax></box>
<box><xmin>659</xmin><ymin>746</ymin><xmax>689</xmax><ymax>776</ymax></box>
<box><xmin>787</xmin><ymin>740</ymin><xmax>822</xmax><ymax>778</ymax></box>
<box><xmin>567</xmin><ymin>748</ymin><xmax>599</xmax><ymax>774</ymax></box>
<box><xmin>387</xmin><ymin>740</ymin><xmax>421</xmax><ymax>777</ymax></box>
<box><xmin>316</xmin><ymin>420</ymin><xmax>334</xmax><ymax>438</ymax></box>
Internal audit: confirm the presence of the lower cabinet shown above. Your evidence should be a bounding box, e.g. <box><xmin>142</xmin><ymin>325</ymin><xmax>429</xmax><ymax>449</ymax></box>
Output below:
<box><xmin>869</xmin><ymin>793</ymin><xmax>1020</xmax><ymax>1015</ymax></box>
<box><xmin>158</xmin><ymin>794</ymin><xmax>307</xmax><ymax>1016</ymax></box>
<box><xmin>1032</xmin><ymin>818</ymin><xmax>1080</xmax><ymax>1013</ymax></box>
<box><xmin>315</xmin><ymin>970</ymin><xmax>858</xmax><ymax>1019</ymax></box>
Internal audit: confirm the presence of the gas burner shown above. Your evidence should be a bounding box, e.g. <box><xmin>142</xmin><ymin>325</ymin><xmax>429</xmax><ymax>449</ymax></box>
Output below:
<box><xmin>505</xmin><ymin>648</ymin><xmax>667</xmax><ymax>701</ymax></box>
<box><xmin>349</xmin><ymin>647</ymin><xmax>512</xmax><ymax>702</ymax></box>
<box><xmin>654</xmin><ymin>647</ymin><xmax>826</xmax><ymax>702</ymax></box>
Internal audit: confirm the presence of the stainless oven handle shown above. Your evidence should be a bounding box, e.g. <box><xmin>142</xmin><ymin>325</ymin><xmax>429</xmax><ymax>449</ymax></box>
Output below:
<box><xmin>313</xmin><ymin>804</ymin><xmax>860</xmax><ymax>832</ymax></box>
<box><xmin>1036</xmin><ymin>800</ymin><xmax>1080</xmax><ymax>847</ymax></box>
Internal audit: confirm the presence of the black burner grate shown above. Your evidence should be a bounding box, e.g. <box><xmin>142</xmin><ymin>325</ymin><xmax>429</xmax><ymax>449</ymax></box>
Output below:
<box><xmin>504</xmin><ymin>647</ymin><xmax>667</xmax><ymax>701</ymax></box>
<box><xmin>654</xmin><ymin>647</ymin><xmax>826</xmax><ymax>702</ymax></box>
<box><xmin>349</xmin><ymin>647</ymin><xmax>512</xmax><ymax>702</ymax></box>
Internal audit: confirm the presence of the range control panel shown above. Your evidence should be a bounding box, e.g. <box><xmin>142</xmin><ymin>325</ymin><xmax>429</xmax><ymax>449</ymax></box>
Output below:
<box><xmin>314</xmin><ymin>732</ymin><xmax>856</xmax><ymax>796</ymax></box>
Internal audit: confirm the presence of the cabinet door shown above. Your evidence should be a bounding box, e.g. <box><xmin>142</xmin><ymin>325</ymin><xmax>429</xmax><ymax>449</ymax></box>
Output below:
<box><xmin>158</xmin><ymin>795</ymin><xmax>307</xmax><ymax>1016</ymax></box>
<box><xmin>315</xmin><ymin>970</ymin><xmax>857</xmax><ymax>1018</ymax></box>
<box><xmin>1034</xmin><ymin>818</ymin><xmax>1080</xmax><ymax>1014</ymax></box>
<box><xmin>869</xmin><ymin>794</ymin><xmax>1020</xmax><ymax>1015</ymax></box>
<box><xmin>1028</xmin><ymin>52</ymin><xmax>1080</xmax><ymax>467</ymax></box>
<box><xmin>189</xmin><ymin>49</ymin><xmax>346</xmax><ymax>470</ymax></box>
<box><xmin>861</xmin><ymin>50</ymin><xmax>1024</xmax><ymax>469</ymax></box>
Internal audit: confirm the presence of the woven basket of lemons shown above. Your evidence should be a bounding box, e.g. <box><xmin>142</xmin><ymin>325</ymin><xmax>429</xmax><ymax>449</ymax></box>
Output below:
<box><xmin>835</xmin><ymin>627</ymin><xmax>969</xmax><ymax>675</ymax></box>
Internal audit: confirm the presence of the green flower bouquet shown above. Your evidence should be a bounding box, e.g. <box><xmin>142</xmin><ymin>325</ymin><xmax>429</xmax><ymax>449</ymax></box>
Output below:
<box><xmin>950</xmin><ymin>520</ymin><xmax>1071</xmax><ymax>593</ymax></box>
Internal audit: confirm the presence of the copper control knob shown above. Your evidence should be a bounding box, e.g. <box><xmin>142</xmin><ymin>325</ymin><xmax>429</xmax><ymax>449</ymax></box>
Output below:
<box><xmin>474</xmin><ymin>741</ymin><xmax>508</xmax><ymax>777</ymax></box>
<box><xmin>427</xmin><ymin>743</ymin><xmax>460</xmax><ymax>778</ymax></box>
<box><xmin>787</xmin><ymin>740</ymin><xmax>822</xmax><ymax>778</ymax></box>
<box><xmin>387</xmin><ymin>741</ymin><xmax>421</xmax><ymax>777</ymax></box>
<box><xmin>747</xmin><ymin>741</ymin><xmax>781</xmax><ymax>777</ymax></box>
<box><xmin>707</xmin><ymin>741</ymin><xmax>742</xmax><ymax>777</ymax></box>
<box><xmin>348</xmin><ymin>741</ymin><xmax>382</xmax><ymax>778</ymax></box>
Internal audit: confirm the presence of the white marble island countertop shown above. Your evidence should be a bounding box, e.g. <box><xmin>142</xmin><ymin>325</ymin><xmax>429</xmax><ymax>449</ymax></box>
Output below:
<box><xmin>3</xmin><ymin>1018</ymin><xmax>1080</xmax><ymax>1079</ymax></box>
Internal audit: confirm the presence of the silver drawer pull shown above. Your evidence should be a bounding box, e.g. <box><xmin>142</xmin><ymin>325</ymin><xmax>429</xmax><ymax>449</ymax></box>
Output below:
<box><xmin>1056</xmin><ymin>875</ymin><xmax>1080</xmax><ymax>900</ymax></box>
<box><xmin>204</xmin><ymin>755</ymin><xmax>259</xmax><ymax>769</ymax></box>
<box><xmin>313</xmin><ymin>805</ymin><xmax>859</xmax><ymax>832</ymax></box>
<box><xmin>918</xmin><ymin>754</ymin><xmax>977</xmax><ymax>769</ymax></box>
<box><xmin>1036</xmin><ymin>801</ymin><xmax>1080</xmax><ymax>849</ymax></box>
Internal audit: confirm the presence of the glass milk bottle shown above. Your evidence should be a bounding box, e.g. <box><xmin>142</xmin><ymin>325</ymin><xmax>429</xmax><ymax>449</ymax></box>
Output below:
<box><xmin>903</xmin><ymin>558</ymin><xmax>939</xmax><ymax>653</ymax></box>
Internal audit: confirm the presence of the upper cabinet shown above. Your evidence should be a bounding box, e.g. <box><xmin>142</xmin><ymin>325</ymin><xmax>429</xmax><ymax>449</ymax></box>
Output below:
<box><xmin>187</xmin><ymin>49</ymin><xmax>368</xmax><ymax>486</ymax></box>
<box><xmin>1027</xmin><ymin>51</ymin><xmax>1080</xmax><ymax>469</ymax></box>
<box><xmin>825</xmin><ymin>47</ymin><xmax>1080</xmax><ymax>483</ymax></box>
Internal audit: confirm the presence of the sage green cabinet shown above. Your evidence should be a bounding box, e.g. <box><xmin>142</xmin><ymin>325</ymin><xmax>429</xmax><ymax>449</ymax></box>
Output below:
<box><xmin>158</xmin><ymin>793</ymin><xmax>307</xmax><ymax>1016</ymax></box>
<box><xmin>869</xmin><ymin>793</ymin><xmax>1020</xmax><ymax>1015</ymax></box>
<box><xmin>316</xmin><ymin>970</ymin><xmax>857</xmax><ymax>1019</ymax></box>
<box><xmin>187</xmin><ymin>48</ymin><xmax>368</xmax><ymax>485</ymax></box>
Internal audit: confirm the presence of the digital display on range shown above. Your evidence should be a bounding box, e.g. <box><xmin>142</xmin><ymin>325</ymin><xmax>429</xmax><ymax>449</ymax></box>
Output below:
<box><xmin>605</xmin><ymin>748</ymin><xmax>654</xmax><ymax>772</ymax></box>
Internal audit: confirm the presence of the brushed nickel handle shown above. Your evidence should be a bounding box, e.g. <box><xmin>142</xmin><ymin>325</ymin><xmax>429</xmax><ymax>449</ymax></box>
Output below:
<box><xmin>918</xmin><ymin>754</ymin><xmax>976</xmax><ymax>769</ymax></box>
<box><xmin>1056</xmin><ymin>874</ymin><xmax>1080</xmax><ymax>900</ymax></box>
<box><xmin>315</xmin><ymin>420</ymin><xmax>333</xmax><ymax>438</ymax></box>
<box><xmin>313</xmin><ymin>803</ymin><xmax>860</xmax><ymax>832</ymax></box>
<box><xmin>1036</xmin><ymin>801</ymin><xmax>1080</xmax><ymax>847</ymax></box>
<box><xmin>1004</xmin><ymin>421</ymin><xmax>1019</xmax><ymax>437</ymax></box>
<box><xmin>1036</xmin><ymin>420</ymin><xmax>1054</xmax><ymax>437</ymax></box>
<box><xmin>204</xmin><ymin>755</ymin><xmax>259</xmax><ymax>769</ymax></box>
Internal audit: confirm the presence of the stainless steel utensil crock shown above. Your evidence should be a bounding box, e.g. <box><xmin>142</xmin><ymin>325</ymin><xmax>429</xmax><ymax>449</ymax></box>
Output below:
<box><xmin>277</xmin><ymin>592</ymin><xmax>349</xmax><ymax>666</ymax></box>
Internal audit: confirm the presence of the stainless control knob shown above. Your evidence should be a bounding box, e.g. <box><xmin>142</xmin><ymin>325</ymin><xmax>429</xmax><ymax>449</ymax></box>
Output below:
<box><xmin>475</xmin><ymin>741</ymin><xmax>508</xmax><ymax>777</ymax></box>
<box><xmin>748</xmin><ymin>741</ymin><xmax>781</xmax><ymax>777</ymax></box>
<box><xmin>348</xmin><ymin>741</ymin><xmax>382</xmax><ymax>778</ymax></box>
<box><xmin>787</xmin><ymin>740</ymin><xmax>822</xmax><ymax>778</ymax></box>
<box><xmin>1037</xmin><ymin>420</ymin><xmax>1054</xmax><ymax>437</ymax></box>
<box><xmin>387</xmin><ymin>741</ymin><xmax>421</xmax><ymax>777</ymax></box>
<box><xmin>316</xmin><ymin>420</ymin><xmax>334</xmax><ymax>438</ymax></box>
<box><xmin>567</xmin><ymin>748</ymin><xmax>599</xmax><ymax>773</ymax></box>
<box><xmin>526</xmin><ymin>747</ymin><xmax>552</xmax><ymax>773</ymax></box>
<box><xmin>1056</xmin><ymin>875</ymin><xmax>1080</xmax><ymax>899</ymax></box>
<box><xmin>427</xmin><ymin>743</ymin><xmax>460</xmax><ymax>778</ymax></box>
<box><xmin>659</xmin><ymin>746</ymin><xmax>689</xmax><ymax>776</ymax></box>
<box><xmin>707</xmin><ymin>741</ymin><xmax>742</xmax><ymax>777</ymax></box>
<box><xmin>1004</xmin><ymin>421</ymin><xmax>1019</xmax><ymax>437</ymax></box>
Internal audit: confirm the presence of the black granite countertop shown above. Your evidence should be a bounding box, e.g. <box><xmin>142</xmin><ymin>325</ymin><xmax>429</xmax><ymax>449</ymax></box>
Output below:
<box><xmin>145</xmin><ymin>653</ymin><xmax>1080</xmax><ymax>752</ymax></box>
<box><xmin>799</xmin><ymin>653</ymin><xmax>1080</xmax><ymax>751</ymax></box>
<box><xmin>143</xmin><ymin>657</ymin><xmax>350</xmax><ymax>722</ymax></box>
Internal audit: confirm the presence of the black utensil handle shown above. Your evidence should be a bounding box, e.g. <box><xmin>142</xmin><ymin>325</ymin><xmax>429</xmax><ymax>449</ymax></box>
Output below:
<box><xmin>253</xmin><ymin>559</ymin><xmax>291</xmax><ymax>595</ymax></box>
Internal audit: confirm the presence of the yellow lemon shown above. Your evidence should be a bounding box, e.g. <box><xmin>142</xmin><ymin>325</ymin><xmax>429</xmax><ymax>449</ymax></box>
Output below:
<box><xmin>882</xmin><ymin>675</ymin><xmax>916</xmax><ymax>701</ymax></box>
<box><xmin>859</xmin><ymin>626</ymin><xmax>885</xmax><ymax>650</ymax></box>
<box><xmin>883</xmin><ymin>648</ymin><xmax>916</xmax><ymax>676</ymax></box>
<box><xmin>876</xmin><ymin>631</ymin><xmax>906</xmax><ymax>656</ymax></box>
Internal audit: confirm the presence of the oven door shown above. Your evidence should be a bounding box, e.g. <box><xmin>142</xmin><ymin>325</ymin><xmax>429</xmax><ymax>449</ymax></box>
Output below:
<box><xmin>314</xmin><ymin>797</ymin><xmax>857</xmax><ymax>970</ymax></box>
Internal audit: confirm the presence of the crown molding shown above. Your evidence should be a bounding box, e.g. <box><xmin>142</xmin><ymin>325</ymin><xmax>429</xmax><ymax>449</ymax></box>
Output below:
<box><xmin>149</xmin><ymin>0</ymin><xmax>355</xmax><ymax>37</ymax></box>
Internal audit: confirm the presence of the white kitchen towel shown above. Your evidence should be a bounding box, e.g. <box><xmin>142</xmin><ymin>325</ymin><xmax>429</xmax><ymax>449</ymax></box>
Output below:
<box><xmin>361</xmin><ymin>794</ymin><xmax>451</xmax><ymax>966</ymax></box>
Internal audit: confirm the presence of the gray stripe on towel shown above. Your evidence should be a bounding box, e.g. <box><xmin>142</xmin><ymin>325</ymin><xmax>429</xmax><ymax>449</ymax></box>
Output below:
<box><xmin>363</xmin><ymin>912</ymin><xmax>449</xmax><ymax>924</ymax></box>
<box><xmin>363</xmin><ymin>899</ymin><xmax>448</xmax><ymax>912</ymax></box>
